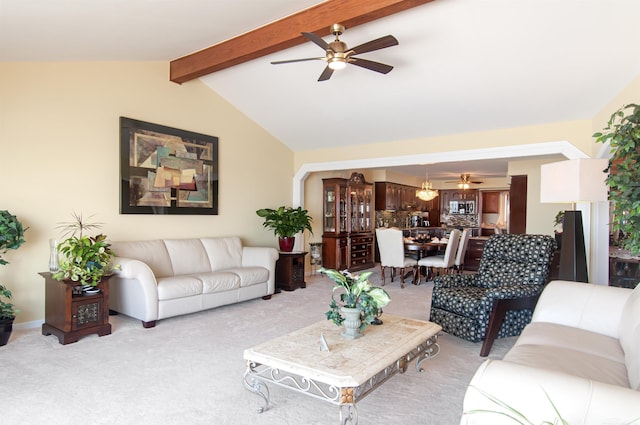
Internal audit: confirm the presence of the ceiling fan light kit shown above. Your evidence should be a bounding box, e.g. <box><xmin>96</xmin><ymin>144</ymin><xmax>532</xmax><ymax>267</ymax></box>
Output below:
<box><xmin>271</xmin><ymin>23</ymin><xmax>398</xmax><ymax>81</ymax></box>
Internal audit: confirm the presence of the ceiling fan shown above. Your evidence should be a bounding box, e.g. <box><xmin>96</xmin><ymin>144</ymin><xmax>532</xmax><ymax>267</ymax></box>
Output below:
<box><xmin>270</xmin><ymin>23</ymin><xmax>398</xmax><ymax>81</ymax></box>
<box><xmin>445</xmin><ymin>174</ymin><xmax>484</xmax><ymax>189</ymax></box>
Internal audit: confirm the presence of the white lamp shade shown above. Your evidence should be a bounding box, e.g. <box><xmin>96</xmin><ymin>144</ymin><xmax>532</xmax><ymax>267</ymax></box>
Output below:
<box><xmin>540</xmin><ymin>158</ymin><xmax>608</xmax><ymax>203</ymax></box>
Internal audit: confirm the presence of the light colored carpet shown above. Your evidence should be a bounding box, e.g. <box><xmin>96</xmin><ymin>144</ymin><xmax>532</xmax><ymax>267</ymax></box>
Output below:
<box><xmin>0</xmin><ymin>268</ymin><xmax>515</xmax><ymax>425</ymax></box>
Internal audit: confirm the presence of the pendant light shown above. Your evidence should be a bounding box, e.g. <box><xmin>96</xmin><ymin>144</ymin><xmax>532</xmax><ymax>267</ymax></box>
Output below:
<box><xmin>416</xmin><ymin>171</ymin><xmax>439</xmax><ymax>201</ymax></box>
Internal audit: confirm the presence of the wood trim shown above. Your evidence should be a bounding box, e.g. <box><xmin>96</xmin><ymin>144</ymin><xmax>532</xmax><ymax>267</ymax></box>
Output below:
<box><xmin>169</xmin><ymin>0</ymin><xmax>435</xmax><ymax>84</ymax></box>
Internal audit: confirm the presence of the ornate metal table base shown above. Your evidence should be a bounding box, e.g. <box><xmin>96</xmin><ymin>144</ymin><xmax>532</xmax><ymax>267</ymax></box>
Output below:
<box><xmin>243</xmin><ymin>335</ymin><xmax>440</xmax><ymax>424</ymax></box>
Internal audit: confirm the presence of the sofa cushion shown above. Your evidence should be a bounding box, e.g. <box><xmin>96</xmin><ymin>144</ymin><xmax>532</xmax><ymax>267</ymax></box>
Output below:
<box><xmin>193</xmin><ymin>272</ymin><xmax>241</xmax><ymax>293</ymax></box>
<box><xmin>619</xmin><ymin>284</ymin><xmax>640</xmax><ymax>390</ymax></box>
<box><xmin>504</xmin><ymin>343</ymin><xmax>630</xmax><ymax>388</ymax></box>
<box><xmin>111</xmin><ymin>240</ymin><xmax>173</xmax><ymax>278</ymax></box>
<box><xmin>157</xmin><ymin>275</ymin><xmax>203</xmax><ymax>300</ymax></box>
<box><xmin>514</xmin><ymin>322</ymin><xmax>626</xmax><ymax>364</ymax></box>
<box><xmin>222</xmin><ymin>267</ymin><xmax>269</xmax><ymax>287</ymax></box>
<box><xmin>201</xmin><ymin>237</ymin><xmax>243</xmax><ymax>271</ymax></box>
<box><xmin>164</xmin><ymin>239</ymin><xmax>211</xmax><ymax>275</ymax></box>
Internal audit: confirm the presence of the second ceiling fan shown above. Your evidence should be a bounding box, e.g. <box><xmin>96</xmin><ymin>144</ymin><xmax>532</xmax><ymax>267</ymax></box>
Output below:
<box><xmin>271</xmin><ymin>23</ymin><xmax>398</xmax><ymax>81</ymax></box>
<box><xmin>446</xmin><ymin>174</ymin><xmax>484</xmax><ymax>189</ymax></box>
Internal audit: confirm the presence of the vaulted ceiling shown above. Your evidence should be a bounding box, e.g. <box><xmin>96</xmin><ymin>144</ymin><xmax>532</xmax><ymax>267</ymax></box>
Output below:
<box><xmin>3</xmin><ymin>0</ymin><xmax>640</xmax><ymax>179</ymax></box>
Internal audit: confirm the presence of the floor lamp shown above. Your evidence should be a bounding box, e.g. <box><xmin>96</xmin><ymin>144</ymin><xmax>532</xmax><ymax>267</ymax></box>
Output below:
<box><xmin>540</xmin><ymin>158</ymin><xmax>608</xmax><ymax>283</ymax></box>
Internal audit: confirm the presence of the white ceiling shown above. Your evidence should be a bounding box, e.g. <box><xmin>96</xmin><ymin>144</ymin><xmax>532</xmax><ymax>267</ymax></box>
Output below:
<box><xmin>3</xmin><ymin>0</ymin><xmax>639</xmax><ymax>180</ymax></box>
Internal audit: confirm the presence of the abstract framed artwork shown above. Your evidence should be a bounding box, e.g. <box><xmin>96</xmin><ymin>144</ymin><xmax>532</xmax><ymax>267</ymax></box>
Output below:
<box><xmin>120</xmin><ymin>117</ymin><xmax>218</xmax><ymax>215</ymax></box>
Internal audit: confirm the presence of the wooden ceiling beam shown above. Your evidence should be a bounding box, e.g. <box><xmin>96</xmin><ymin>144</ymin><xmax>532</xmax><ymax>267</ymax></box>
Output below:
<box><xmin>169</xmin><ymin>0</ymin><xmax>434</xmax><ymax>84</ymax></box>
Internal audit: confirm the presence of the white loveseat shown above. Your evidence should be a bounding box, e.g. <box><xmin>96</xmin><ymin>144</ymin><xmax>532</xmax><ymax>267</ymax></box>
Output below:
<box><xmin>109</xmin><ymin>237</ymin><xmax>278</xmax><ymax>328</ymax></box>
<box><xmin>461</xmin><ymin>280</ymin><xmax>640</xmax><ymax>425</ymax></box>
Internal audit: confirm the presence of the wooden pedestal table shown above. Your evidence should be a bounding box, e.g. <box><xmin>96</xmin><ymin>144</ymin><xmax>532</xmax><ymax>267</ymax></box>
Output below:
<box><xmin>40</xmin><ymin>272</ymin><xmax>112</xmax><ymax>345</ymax></box>
<box><xmin>243</xmin><ymin>314</ymin><xmax>441</xmax><ymax>424</ymax></box>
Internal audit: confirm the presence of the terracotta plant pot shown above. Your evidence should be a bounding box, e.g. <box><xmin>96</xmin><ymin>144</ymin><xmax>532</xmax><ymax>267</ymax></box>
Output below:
<box><xmin>278</xmin><ymin>236</ymin><xmax>295</xmax><ymax>252</ymax></box>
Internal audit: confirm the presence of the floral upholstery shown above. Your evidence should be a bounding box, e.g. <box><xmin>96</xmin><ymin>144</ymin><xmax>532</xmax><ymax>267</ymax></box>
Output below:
<box><xmin>430</xmin><ymin>234</ymin><xmax>556</xmax><ymax>343</ymax></box>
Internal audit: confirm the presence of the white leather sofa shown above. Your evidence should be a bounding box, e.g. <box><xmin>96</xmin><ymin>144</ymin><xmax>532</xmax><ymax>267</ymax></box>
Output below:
<box><xmin>109</xmin><ymin>237</ymin><xmax>278</xmax><ymax>328</ymax></box>
<box><xmin>461</xmin><ymin>280</ymin><xmax>640</xmax><ymax>425</ymax></box>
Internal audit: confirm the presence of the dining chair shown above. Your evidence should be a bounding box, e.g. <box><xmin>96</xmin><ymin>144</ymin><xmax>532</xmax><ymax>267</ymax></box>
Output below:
<box><xmin>417</xmin><ymin>229</ymin><xmax>460</xmax><ymax>281</ymax></box>
<box><xmin>375</xmin><ymin>228</ymin><xmax>418</xmax><ymax>288</ymax></box>
<box><xmin>454</xmin><ymin>228</ymin><xmax>471</xmax><ymax>273</ymax></box>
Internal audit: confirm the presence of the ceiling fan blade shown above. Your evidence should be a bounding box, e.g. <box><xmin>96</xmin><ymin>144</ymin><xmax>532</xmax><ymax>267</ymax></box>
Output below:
<box><xmin>271</xmin><ymin>57</ymin><xmax>324</xmax><ymax>65</ymax></box>
<box><xmin>318</xmin><ymin>66</ymin><xmax>334</xmax><ymax>81</ymax></box>
<box><xmin>349</xmin><ymin>57</ymin><xmax>393</xmax><ymax>74</ymax></box>
<box><xmin>349</xmin><ymin>35</ymin><xmax>398</xmax><ymax>55</ymax></box>
<box><xmin>302</xmin><ymin>32</ymin><xmax>330</xmax><ymax>50</ymax></box>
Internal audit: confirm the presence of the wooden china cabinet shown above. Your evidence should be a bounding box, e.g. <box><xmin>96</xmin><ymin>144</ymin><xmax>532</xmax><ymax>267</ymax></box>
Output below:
<box><xmin>322</xmin><ymin>172</ymin><xmax>374</xmax><ymax>272</ymax></box>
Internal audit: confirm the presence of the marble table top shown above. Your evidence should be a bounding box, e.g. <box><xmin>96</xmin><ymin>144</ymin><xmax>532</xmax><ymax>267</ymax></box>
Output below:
<box><xmin>244</xmin><ymin>314</ymin><xmax>442</xmax><ymax>387</ymax></box>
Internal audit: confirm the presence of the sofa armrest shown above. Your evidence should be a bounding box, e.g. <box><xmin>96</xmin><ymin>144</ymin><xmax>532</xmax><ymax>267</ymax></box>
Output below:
<box><xmin>532</xmin><ymin>280</ymin><xmax>633</xmax><ymax>338</ymax></box>
<box><xmin>109</xmin><ymin>257</ymin><xmax>159</xmax><ymax>323</ymax></box>
<box><xmin>461</xmin><ymin>359</ymin><xmax>640</xmax><ymax>425</ymax></box>
<box><xmin>433</xmin><ymin>273</ymin><xmax>477</xmax><ymax>289</ymax></box>
<box><xmin>242</xmin><ymin>246</ymin><xmax>279</xmax><ymax>294</ymax></box>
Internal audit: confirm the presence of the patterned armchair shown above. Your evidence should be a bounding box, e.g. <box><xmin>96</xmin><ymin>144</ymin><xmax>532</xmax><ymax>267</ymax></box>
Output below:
<box><xmin>430</xmin><ymin>233</ymin><xmax>556</xmax><ymax>355</ymax></box>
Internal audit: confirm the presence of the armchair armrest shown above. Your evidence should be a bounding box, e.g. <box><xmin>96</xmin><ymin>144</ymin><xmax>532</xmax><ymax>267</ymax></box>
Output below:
<box><xmin>532</xmin><ymin>280</ymin><xmax>632</xmax><ymax>338</ymax></box>
<box><xmin>461</xmin><ymin>359</ymin><xmax>640</xmax><ymax>425</ymax></box>
<box><xmin>434</xmin><ymin>273</ymin><xmax>477</xmax><ymax>289</ymax></box>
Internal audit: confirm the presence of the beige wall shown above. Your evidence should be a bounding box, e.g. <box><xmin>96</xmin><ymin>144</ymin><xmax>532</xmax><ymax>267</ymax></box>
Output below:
<box><xmin>1</xmin><ymin>62</ymin><xmax>293</xmax><ymax>324</ymax></box>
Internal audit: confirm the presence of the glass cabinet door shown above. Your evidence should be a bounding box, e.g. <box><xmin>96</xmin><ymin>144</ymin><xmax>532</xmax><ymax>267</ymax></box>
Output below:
<box><xmin>324</xmin><ymin>186</ymin><xmax>336</xmax><ymax>233</ymax></box>
<box><xmin>338</xmin><ymin>186</ymin><xmax>347</xmax><ymax>232</ymax></box>
<box><xmin>364</xmin><ymin>187</ymin><xmax>373</xmax><ymax>231</ymax></box>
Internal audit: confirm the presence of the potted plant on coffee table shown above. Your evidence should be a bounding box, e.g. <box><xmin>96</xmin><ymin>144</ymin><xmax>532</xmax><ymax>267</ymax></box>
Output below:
<box><xmin>322</xmin><ymin>268</ymin><xmax>390</xmax><ymax>339</ymax></box>
<box><xmin>0</xmin><ymin>210</ymin><xmax>28</xmax><ymax>346</ymax></box>
<box><xmin>52</xmin><ymin>213</ymin><xmax>117</xmax><ymax>290</ymax></box>
<box><xmin>256</xmin><ymin>206</ymin><xmax>313</xmax><ymax>252</ymax></box>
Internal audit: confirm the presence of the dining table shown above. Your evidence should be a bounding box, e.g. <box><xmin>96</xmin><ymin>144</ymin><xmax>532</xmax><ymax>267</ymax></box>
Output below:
<box><xmin>404</xmin><ymin>239</ymin><xmax>449</xmax><ymax>283</ymax></box>
<box><xmin>404</xmin><ymin>240</ymin><xmax>448</xmax><ymax>259</ymax></box>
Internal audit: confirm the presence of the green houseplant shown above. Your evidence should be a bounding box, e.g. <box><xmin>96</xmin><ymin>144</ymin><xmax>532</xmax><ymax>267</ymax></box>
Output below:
<box><xmin>0</xmin><ymin>210</ymin><xmax>28</xmax><ymax>346</ymax></box>
<box><xmin>52</xmin><ymin>213</ymin><xmax>117</xmax><ymax>287</ymax></box>
<box><xmin>322</xmin><ymin>267</ymin><xmax>390</xmax><ymax>339</ymax></box>
<box><xmin>256</xmin><ymin>206</ymin><xmax>313</xmax><ymax>252</ymax></box>
<box><xmin>594</xmin><ymin>103</ymin><xmax>640</xmax><ymax>256</ymax></box>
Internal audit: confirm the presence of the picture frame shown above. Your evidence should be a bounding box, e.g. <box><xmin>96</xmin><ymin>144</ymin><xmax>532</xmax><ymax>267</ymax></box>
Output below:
<box><xmin>120</xmin><ymin>117</ymin><xmax>218</xmax><ymax>215</ymax></box>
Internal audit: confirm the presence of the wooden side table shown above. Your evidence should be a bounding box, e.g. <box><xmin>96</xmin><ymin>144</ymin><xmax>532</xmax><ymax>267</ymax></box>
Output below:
<box><xmin>40</xmin><ymin>272</ymin><xmax>112</xmax><ymax>345</ymax></box>
<box><xmin>275</xmin><ymin>251</ymin><xmax>307</xmax><ymax>292</ymax></box>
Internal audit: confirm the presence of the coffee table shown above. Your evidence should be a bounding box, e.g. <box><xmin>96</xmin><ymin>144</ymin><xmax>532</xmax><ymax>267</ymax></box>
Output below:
<box><xmin>243</xmin><ymin>314</ymin><xmax>442</xmax><ymax>424</ymax></box>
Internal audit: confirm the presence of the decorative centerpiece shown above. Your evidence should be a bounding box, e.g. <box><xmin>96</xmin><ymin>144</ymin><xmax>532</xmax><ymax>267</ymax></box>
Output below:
<box><xmin>0</xmin><ymin>210</ymin><xmax>28</xmax><ymax>346</ymax></box>
<box><xmin>256</xmin><ymin>206</ymin><xmax>313</xmax><ymax>252</ymax></box>
<box><xmin>52</xmin><ymin>213</ymin><xmax>117</xmax><ymax>288</ymax></box>
<box><xmin>322</xmin><ymin>268</ymin><xmax>390</xmax><ymax>339</ymax></box>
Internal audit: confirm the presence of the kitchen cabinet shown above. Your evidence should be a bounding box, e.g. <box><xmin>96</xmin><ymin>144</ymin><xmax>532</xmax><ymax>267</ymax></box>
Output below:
<box><xmin>323</xmin><ymin>173</ymin><xmax>374</xmax><ymax>271</ymax></box>
<box><xmin>440</xmin><ymin>189</ymin><xmax>478</xmax><ymax>213</ymax></box>
<box><xmin>465</xmin><ymin>237</ymin><xmax>488</xmax><ymax>272</ymax></box>
<box><xmin>482</xmin><ymin>191</ymin><xmax>500</xmax><ymax>213</ymax></box>
<box><xmin>375</xmin><ymin>181</ymin><xmax>421</xmax><ymax>211</ymax></box>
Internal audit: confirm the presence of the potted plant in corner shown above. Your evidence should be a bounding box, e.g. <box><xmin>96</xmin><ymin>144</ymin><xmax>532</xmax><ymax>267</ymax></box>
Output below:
<box><xmin>322</xmin><ymin>268</ymin><xmax>390</xmax><ymax>339</ymax></box>
<box><xmin>256</xmin><ymin>206</ymin><xmax>313</xmax><ymax>252</ymax></box>
<box><xmin>595</xmin><ymin>103</ymin><xmax>640</xmax><ymax>257</ymax></box>
<box><xmin>52</xmin><ymin>213</ymin><xmax>117</xmax><ymax>290</ymax></box>
<box><xmin>553</xmin><ymin>210</ymin><xmax>564</xmax><ymax>250</ymax></box>
<box><xmin>0</xmin><ymin>210</ymin><xmax>28</xmax><ymax>346</ymax></box>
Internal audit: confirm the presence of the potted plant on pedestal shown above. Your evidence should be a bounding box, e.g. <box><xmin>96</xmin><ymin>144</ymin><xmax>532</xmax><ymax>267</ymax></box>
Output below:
<box><xmin>0</xmin><ymin>210</ymin><xmax>28</xmax><ymax>346</ymax></box>
<box><xmin>256</xmin><ymin>206</ymin><xmax>313</xmax><ymax>252</ymax></box>
<box><xmin>52</xmin><ymin>213</ymin><xmax>117</xmax><ymax>290</ymax></box>
<box><xmin>322</xmin><ymin>268</ymin><xmax>390</xmax><ymax>339</ymax></box>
